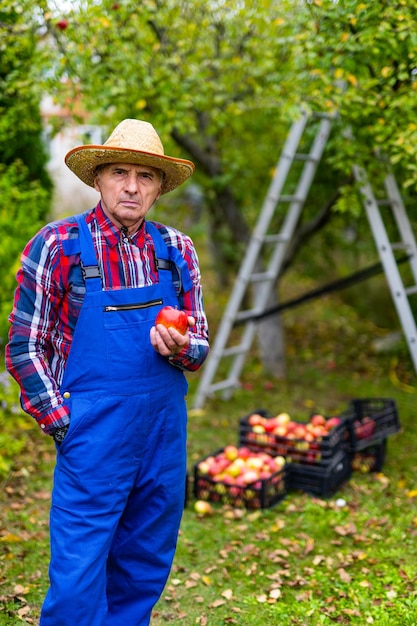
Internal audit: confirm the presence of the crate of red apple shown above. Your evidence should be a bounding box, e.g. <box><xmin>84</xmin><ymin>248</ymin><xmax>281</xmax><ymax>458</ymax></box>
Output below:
<box><xmin>238</xmin><ymin>410</ymin><xmax>347</xmax><ymax>466</ymax></box>
<box><xmin>341</xmin><ymin>398</ymin><xmax>400</xmax><ymax>452</ymax></box>
<box><xmin>193</xmin><ymin>445</ymin><xmax>287</xmax><ymax>509</ymax></box>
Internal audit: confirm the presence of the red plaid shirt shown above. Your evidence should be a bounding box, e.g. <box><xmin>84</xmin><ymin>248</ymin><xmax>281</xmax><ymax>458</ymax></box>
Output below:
<box><xmin>6</xmin><ymin>204</ymin><xmax>209</xmax><ymax>434</ymax></box>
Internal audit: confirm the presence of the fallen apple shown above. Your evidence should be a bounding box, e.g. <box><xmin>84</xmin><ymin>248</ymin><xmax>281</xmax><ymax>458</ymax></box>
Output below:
<box><xmin>194</xmin><ymin>500</ymin><xmax>213</xmax><ymax>515</ymax></box>
<box><xmin>155</xmin><ymin>305</ymin><xmax>188</xmax><ymax>335</ymax></box>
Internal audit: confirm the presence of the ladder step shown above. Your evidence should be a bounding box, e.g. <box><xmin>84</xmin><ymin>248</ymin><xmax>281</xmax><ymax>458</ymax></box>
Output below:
<box><xmin>207</xmin><ymin>378</ymin><xmax>239</xmax><ymax>393</ymax></box>
<box><xmin>235</xmin><ymin>309</ymin><xmax>262</xmax><ymax>322</ymax></box>
<box><xmin>279</xmin><ymin>195</ymin><xmax>305</xmax><ymax>203</ymax></box>
<box><xmin>249</xmin><ymin>271</ymin><xmax>275</xmax><ymax>283</ymax></box>
<box><xmin>405</xmin><ymin>285</ymin><xmax>417</xmax><ymax>296</ymax></box>
<box><xmin>263</xmin><ymin>234</ymin><xmax>290</xmax><ymax>244</ymax></box>
<box><xmin>390</xmin><ymin>242</ymin><xmax>409</xmax><ymax>251</ymax></box>
<box><xmin>222</xmin><ymin>343</ymin><xmax>251</xmax><ymax>357</ymax></box>
<box><xmin>294</xmin><ymin>153</ymin><xmax>319</xmax><ymax>162</ymax></box>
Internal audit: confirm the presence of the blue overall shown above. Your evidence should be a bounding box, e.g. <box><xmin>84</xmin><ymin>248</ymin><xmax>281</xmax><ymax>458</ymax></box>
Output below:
<box><xmin>40</xmin><ymin>216</ymin><xmax>188</xmax><ymax>626</ymax></box>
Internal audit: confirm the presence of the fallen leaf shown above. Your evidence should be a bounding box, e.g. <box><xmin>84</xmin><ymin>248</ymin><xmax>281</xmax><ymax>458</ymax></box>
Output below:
<box><xmin>221</xmin><ymin>589</ymin><xmax>233</xmax><ymax>600</ymax></box>
<box><xmin>338</xmin><ymin>568</ymin><xmax>351</xmax><ymax>583</ymax></box>
<box><xmin>0</xmin><ymin>533</ymin><xmax>23</xmax><ymax>543</ymax></box>
<box><xmin>256</xmin><ymin>594</ymin><xmax>267</xmax><ymax>603</ymax></box>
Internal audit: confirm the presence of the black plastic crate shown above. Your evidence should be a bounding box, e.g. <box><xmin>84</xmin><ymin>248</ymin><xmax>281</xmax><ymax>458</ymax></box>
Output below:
<box><xmin>238</xmin><ymin>409</ymin><xmax>348</xmax><ymax>467</ymax></box>
<box><xmin>350</xmin><ymin>439</ymin><xmax>387</xmax><ymax>473</ymax></box>
<box><xmin>287</xmin><ymin>447</ymin><xmax>352</xmax><ymax>498</ymax></box>
<box><xmin>193</xmin><ymin>447</ymin><xmax>288</xmax><ymax>509</ymax></box>
<box><xmin>342</xmin><ymin>398</ymin><xmax>400</xmax><ymax>452</ymax></box>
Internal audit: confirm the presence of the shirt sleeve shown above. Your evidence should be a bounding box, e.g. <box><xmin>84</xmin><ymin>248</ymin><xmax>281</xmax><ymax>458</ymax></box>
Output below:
<box><xmin>162</xmin><ymin>229</ymin><xmax>210</xmax><ymax>372</ymax></box>
<box><xmin>5</xmin><ymin>228</ymin><xmax>70</xmax><ymax>435</ymax></box>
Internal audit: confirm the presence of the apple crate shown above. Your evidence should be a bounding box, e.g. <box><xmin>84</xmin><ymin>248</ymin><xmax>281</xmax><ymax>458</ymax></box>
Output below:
<box><xmin>342</xmin><ymin>398</ymin><xmax>400</xmax><ymax>452</ymax></box>
<box><xmin>238</xmin><ymin>410</ymin><xmax>348</xmax><ymax>467</ymax></box>
<box><xmin>287</xmin><ymin>447</ymin><xmax>352</xmax><ymax>498</ymax></box>
<box><xmin>193</xmin><ymin>448</ymin><xmax>288</xmax><ymax>510</ymax></box>
<box><xmin>350</xmin><ymin>439</ymin><xmax>387</xmax><ymax>473</ymax></box>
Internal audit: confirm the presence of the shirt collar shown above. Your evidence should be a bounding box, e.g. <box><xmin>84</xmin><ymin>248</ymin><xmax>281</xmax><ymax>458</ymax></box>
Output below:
<box><xmin>93</xmin><ymin>203</ymin><xmax>146</xmax><ymax>248</ymax></box>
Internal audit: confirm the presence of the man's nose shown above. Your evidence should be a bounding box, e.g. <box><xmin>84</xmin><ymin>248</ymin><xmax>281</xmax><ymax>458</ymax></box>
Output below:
<box><xmin>124</xmin><ymin>173</ymin><xmax>139</xmax><ymax>193</ymax></box>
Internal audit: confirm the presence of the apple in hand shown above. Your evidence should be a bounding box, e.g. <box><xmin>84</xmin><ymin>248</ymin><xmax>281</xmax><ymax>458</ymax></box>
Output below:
<box><xmin>155</xmin><ymin>306</ymin><xmax>188</xmax><ymax>335</ymax></box>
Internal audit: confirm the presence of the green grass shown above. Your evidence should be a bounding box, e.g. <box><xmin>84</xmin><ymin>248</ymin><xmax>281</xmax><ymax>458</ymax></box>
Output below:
<box><xmin>1</xmin><ymin>290</ymin><xmax>417</xmax><ymax>625</ymax></box>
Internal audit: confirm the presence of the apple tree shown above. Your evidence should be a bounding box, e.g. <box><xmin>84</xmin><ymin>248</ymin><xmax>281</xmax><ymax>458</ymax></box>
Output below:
<box><xmin>0</xmin><ymin>0</ymin><xmax>52</xmax><ymax>346</ymax></box>
<box><xmin>38</xmin><ymin>0</ymin><xmax>417</xmax><ymax>377</ymax></box>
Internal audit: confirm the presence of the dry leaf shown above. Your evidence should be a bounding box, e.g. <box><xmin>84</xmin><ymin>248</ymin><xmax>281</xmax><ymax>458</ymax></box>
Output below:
<box><xmin>256</xmin><ymin>594</ymin><xmax>267</xmax><ymax>603</ymax></box>
<box><xmin>221</xmin><ymin>589</ymin><xmax>233</xmax><ymax>600</ymax></box>
<box><xmin>338</xmin><ymin>568</ymin><xmax>351</xmax><ymax>583</ymax></box>
<box><xmin>209</xmin><ymin>599</ymin><xmax>226</xmax><ymax>608</ymax></box>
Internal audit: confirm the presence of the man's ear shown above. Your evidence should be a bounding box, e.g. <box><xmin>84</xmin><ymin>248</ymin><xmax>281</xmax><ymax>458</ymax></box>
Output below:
<box><xmin>93</xmin><ymin>177</ymin><xmax>101</xmax><ymax>193</ymax></box>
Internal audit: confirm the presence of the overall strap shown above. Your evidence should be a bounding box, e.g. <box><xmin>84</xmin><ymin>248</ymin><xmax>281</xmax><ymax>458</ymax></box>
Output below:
<box><xmin>74</xmin><ymin>213</ymin><xmax>102</xmax><ymax>292</ymax></box>
<box><xmin>145</xmin><ymin>221</ymin><xmax>172</xmax><ymax>283</ymax></box>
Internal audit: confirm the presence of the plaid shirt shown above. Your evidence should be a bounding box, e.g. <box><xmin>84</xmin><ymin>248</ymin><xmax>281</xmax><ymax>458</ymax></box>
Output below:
<box><xmin>6</xmin><ymin>203</ymin><xmax>209</xmax><ymax>435</ymax></box>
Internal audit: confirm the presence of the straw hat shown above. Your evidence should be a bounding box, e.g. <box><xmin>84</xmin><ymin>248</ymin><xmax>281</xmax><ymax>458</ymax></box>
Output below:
<box><xmin>65</xmin><ymin>119</ymin><xmax>195</xmax><ymax>194</ymax></box>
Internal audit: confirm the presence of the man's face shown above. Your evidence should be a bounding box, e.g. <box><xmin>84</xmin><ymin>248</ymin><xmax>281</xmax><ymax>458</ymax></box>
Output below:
<box><xmin>94</xmin><ymin>162</ymin><xmax>163</xmax><ymax>234</ymax></box>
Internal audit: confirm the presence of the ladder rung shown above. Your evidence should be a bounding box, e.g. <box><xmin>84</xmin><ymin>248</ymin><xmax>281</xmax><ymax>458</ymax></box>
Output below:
<box><xmin>222</xmin><ymin>343</ymin><xmax>251</xmax><ymax>357</ymax></box>
<box><xmin>294</xmin><ymin>153</ymin><xmax>319</xmax><ymax>162</ymax></box>
<box><xmin>235</xmin><ymin>309</ymin><xmax>262</xmax><ymax>322</ymax></box>
<box><xmin>249</xmin><ymin>272</ymin><xmax>275</xmax><ymax>283</ymax></box>
<box><xmin>391</xmin><ymin>242</ymin><xmax>408</xmax><ymax>251</ymax></box>
<box><xmin>279</xmin><ymin>195</ymin><xmax>304</xmax><ymax>203</ymax></box>
<box><xmin>263</xmin><ymin>234</ymin><xmax>290</xmax><ymax>244</ymax></box>
<box><xmin>405</xmin><ymin>285</ymin><xmax>417</xmax><ymax>296</ymax></box>
<box><xmin>207</xmin><ymin>379</ymin><xmax>238</xmax><ymax>393</ymax></box>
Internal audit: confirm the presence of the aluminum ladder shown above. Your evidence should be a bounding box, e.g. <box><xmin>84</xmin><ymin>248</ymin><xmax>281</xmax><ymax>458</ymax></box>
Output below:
<box><xmin>193</xmin><ymin>111</ymin><xmax>334</xmax><ymax>409</ymax></box>
<box><xmin>353</xmin><ymin>163</ymin><xmax>417</xmax><ymax>372</ymax></box>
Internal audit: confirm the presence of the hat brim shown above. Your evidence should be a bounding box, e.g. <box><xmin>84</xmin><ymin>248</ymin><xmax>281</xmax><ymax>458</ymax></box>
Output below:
<box><xmin>65</xmin><ymin>146</ymin><xmax>195</xmax><ymax>195</ymax></box>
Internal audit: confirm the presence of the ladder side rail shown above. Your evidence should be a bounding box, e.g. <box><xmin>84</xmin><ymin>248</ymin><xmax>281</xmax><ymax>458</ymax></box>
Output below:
<box><xmin>224</xmin><ymin>321</ymin><xmax>259</xmax><ymax>399</ymax></box>
<box><xmin>383</xmin><ymin>172</ymin><xmax>417</xmax><ymax>285</ymax></box>
<box><xmin>215</xmin><ymin>112</ymin><xmax>312</xmax><ymax>323</ymax></box>
<box><xmin>263</xmin><ymin>117</ymin><xmax>334</xmax><ymax>292</ymax></box>
<box><xmin>353</xmin><ymin>165</ymin><xmax>417</xmax><ymax>373</ymax></box>
<box><xmin>248</xmin><ymin>117</ymin><xmax>334</xmax><ymax>322</ymax></box>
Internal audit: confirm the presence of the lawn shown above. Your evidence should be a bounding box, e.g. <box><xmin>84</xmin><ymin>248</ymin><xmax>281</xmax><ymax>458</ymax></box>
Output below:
<box><xmin>1</xmin><ymin>292</ymin><xmax>417</xmax><ymax>625</ymax></box>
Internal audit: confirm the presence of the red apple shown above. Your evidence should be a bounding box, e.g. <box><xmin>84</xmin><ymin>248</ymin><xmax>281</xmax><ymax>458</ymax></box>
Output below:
<box><xmin>237</xmin><ymin>446</ymin><xmax>251</xmax><ymax>460</ymax></box>
<box><xmin>310</xmin><ymin>414</ymin><xmax>326</xmax><ymax>426</ymax></box>
<box><xmin>155</xmin><ymin>306</ymin><xmax>188</xmax><ymax>335</ymax></box>
<box><xmin>325</xmin><ymin>416</ymin><xmax>341</xmax><ymax>431</ymax></box>
<box><xmin>224</xmin><ymin>445</ymin><xmax>238</xmax><ymax>461</ymax></box>
<box><xmin>247</xmin><ymin>413</ymin><xmax>265</xmax><ymax>427</ymax></box>
<box><xmin>56</xmin><ymin>19</ymin><xmax>68</xmax><ymax>30</ymax></box>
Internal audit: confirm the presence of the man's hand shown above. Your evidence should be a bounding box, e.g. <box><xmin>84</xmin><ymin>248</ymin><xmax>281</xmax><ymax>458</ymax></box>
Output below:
<box><xmin>150</xmin><ymin>316</ymin><xmax>195</xmax><ymax>357</ymax></box>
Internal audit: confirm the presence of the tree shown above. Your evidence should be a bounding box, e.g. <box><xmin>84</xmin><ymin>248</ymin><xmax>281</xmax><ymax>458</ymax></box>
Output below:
<box><xmin>0</xmin><ymin>0</ymin><xmax>52</xmax><ymax>345</ymax></box>
<box><xmin>38</xmin><ymin>0</ymin><xmax>417</xmax><ymax>377</ymax></box>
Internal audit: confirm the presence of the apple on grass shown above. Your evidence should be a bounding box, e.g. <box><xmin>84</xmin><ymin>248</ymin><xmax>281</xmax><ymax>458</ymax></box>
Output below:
<box><xmin>155</xmin><ymin>306</ymin><xmax>188</xmax><ymax>335</ymax></box>
<box><xmin>194</xmin><ymin>500</ymin><xmax>213</xmax><ymax>516</ymax></box>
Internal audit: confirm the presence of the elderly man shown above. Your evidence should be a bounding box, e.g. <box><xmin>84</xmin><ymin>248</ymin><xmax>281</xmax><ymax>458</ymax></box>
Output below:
<box><xmin>6</xmin><ymin>119</ymin><xmax>209</xmax><ymax>626</ymax></box>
